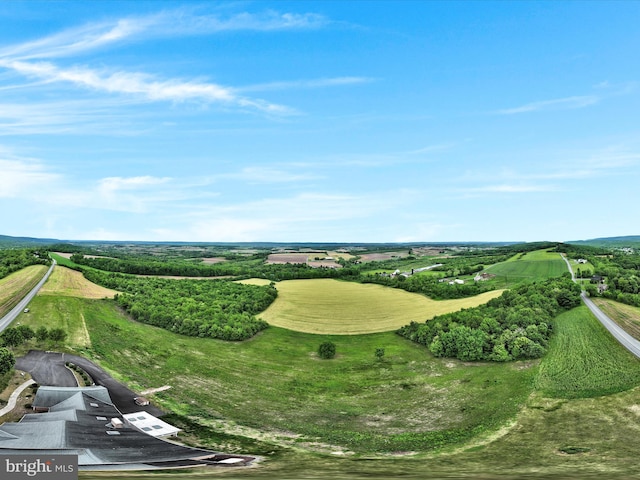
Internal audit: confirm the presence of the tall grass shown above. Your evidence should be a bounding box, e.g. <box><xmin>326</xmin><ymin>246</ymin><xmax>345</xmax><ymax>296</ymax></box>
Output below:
<box><xmin>536</xmin><ymin>306</ymin><xmax>640</xmax><ymax>398</ymax></box>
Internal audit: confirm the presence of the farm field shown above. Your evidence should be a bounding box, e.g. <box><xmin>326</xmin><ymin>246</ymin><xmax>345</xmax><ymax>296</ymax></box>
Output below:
<box><xmin>200</xmin><ymin>257</ymin><xmax>227</xmax><ymax>264</ymax></box>
<box><xmin>592</xmin><ymin>298</ymin><xmax>640</xmax><ymax>340</ymax></box>
<box><xmin>37</xmin><ymin>265</ymin><xmax>117</xmax><ymax>299</ymax></box>
<box><xmin>13</xmin><ymin>276</ymin><xmax>640</xmax><ymax>479</ymax></box>
<box><xmin>266</xmin><ymin>253</ymin><xmax>311</xmax><ymax>264</ymax></box>
<box><xmin>359</xmin><ymin>251</ymin><xmax>411</xmax><ymax>262</ymax></box>
<box><xmin>485</xmin><ymin>249</ymin><xmax>567</xmax><ymax>283</ymax></box>
<box><xmin>258</xmin><ymin>279</ymin><xmax>504</xmax><ymax>334</ymax></box>
<box><xmin>266</xmin><ymin>252</ymin><xmax>343</xmax><ymax>269</ymax></box>
<box><xmin>0</xmin><ymin>264</ymin><xmax>47</xmax><ymax>317</ymax></box>
<box><xmin>4</xmin><ymin>256</ymin><xmax>640</xmax><ymax>478</ymax></box>
<box><xmin>17</xmin><ymin>291</ymin><xmax>534</xmax><ymax>456</ymax></box>
<box><xmin>535</xmin><ymin>306</ymin><xmax>640</xmax><ymax>398</ymax></box>
<box><xmin>235</xmin><ymin>278</ymin><xmax>273</xmax><ymax>286</ymax></box>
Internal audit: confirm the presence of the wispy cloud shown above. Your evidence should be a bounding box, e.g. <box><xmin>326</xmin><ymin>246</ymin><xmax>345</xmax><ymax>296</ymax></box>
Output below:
<box><xmin>0</xmin><ymin>9</ymin><xmax>329</xmax><ymax>61</ymax></box>
<box><xmin>497</xmin><ymin>95</ymin><xmax>599</xmax><ymax>115</ymax></box>
<box><xmin>217</xmin><ymin>166</ymin><xmax>323</xmax><ymax>184</ymax></box>
<box><xmin>154</xmin><ymin>189</ymin><xmax>420</xmax><ymax>242</ymax></box>
<box><xmin>236</xmin><ymin>76</ymin><xmax>374</xmax><ymax>93</ymax></box>
<box><xmin>0</xmin><ymin>158</ymin><xmax>60</xmax><ymax>198</ymax></box>
<box><xmin>0</xmin><ymin>60</ymin><xmax>293</xmax><ymax>114</ymax></box>
<box><xmin>468</xmin><ymin>184</ymin><xmax>556</xmax><ymax>193</ymax></box>
<box><xmin>0</xmin><ymin>8</ymin><xmax>338</xmax><ymax>116</ymax></box>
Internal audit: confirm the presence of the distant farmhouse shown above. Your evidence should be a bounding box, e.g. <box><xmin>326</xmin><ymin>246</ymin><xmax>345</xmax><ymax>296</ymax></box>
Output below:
<box><xmin>0</xmin><ymin>386</ymin><xmax>252</xmax><ymax>470</ymax></box>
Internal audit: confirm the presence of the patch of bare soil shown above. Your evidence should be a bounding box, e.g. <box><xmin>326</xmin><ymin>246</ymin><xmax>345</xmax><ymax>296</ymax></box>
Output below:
<box><xmin>201</xmin><ymin>257</ymin><xmax>227</xmax><ymax>264</ymax></box>
<box><xmin>266</xmin><ymin>253</ymin><xmax>310</xmax><ymax>265</ymax></box>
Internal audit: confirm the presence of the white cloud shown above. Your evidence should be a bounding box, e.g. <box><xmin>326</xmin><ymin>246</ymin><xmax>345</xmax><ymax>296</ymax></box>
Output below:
<box><xmin>0</xmin><ymin>9</ymin><xmax>329</xmax><ymax>61</ymax></box>
<box><xmin>0</xmin><ymin>158</ymin><xmax>59</xmax><ymax>198</ymax></box>
<box><xmin>98</xmin><ymin>175</ymin><xmax>171</xmax><ymax>192</ymax></box>
<box><xmin>497</xmin><ymin>95</ymin><xmax>599</xmax><ymax>115</ymax></box>
<box><xmin>0</xmin><ymin>60</ymin><xmax>292</xmax><ymax>114</ymax></box>
<box><xmin>0</xmin><ymin>8</ymin><xmax>342</xmax><ymax>116</ymax></box>
<box><xmin>0</xmin><ymin>18</ymin><xmax>153</xmax><ymax>60</ymax></box>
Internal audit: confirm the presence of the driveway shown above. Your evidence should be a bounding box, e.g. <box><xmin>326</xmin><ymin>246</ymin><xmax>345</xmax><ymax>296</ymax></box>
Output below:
<box><xmin>16</xmin><ymin>350</ymin><xmax>165</xmax><ymax>416</ymax></box>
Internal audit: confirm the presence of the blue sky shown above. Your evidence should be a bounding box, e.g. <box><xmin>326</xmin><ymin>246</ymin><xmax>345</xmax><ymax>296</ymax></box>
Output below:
<box><xmin>1</xmin><ymin>1</ymin><xmax>639</xmax><ymax>243</ymax></box>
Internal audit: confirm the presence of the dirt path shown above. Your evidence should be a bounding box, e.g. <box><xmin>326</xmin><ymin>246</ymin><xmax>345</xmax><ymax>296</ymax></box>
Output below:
<box><xmin>140</xmin><ymin>385</ymin><xmax>172</xmax><ymax>395</ymax></box>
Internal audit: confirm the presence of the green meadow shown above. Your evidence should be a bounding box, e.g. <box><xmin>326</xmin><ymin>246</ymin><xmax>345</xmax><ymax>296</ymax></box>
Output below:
<box><xmin>485</xmin><ymin>249</ymin><xmax>568</xmax><ymax>284</ymax></box>
<box><xmin>29</xmin><ymin>299</ymin><xmax>640</xmax><ymax>479</ymax></box>
<box><xmin>17</xmin><ymin>294</ymin><xmax>535</xmax><ymax>455</ymax></box>
<box><xmin>8</xmin><ymin>249</ymin><xmax>640</xmax><ymax>478</ymax></box>
<box><xmin>536</xmin><ymin>306</ymin><xmax>640</xmax><ymax>398</ymax></box>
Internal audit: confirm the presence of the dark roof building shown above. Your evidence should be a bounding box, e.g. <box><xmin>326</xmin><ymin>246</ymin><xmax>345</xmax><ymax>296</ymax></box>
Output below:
<box><xmin>0</xmin><ymin>386</ymin><xmax>252</xmax><ymax>470</ymax></box>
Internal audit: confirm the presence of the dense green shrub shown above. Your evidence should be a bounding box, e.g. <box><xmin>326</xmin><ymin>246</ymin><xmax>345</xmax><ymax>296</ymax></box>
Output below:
<box><xmin>318</xmin><ymin>341</ymin><xmax>336</xmax><ymax>359</ymax></box>
<box><xmin>0</xmin><ymin>348</ymin><xmax>15</xmax><ymax>375</ymax></box>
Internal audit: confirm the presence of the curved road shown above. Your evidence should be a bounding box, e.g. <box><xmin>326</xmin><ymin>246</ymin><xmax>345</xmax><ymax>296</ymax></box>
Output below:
<box><xmin>0</xmin><ymin>259</ymin><xmax>56</xmax><ymax>334</ymax></box>
<box><xmin>562</xmin><ymin>254</ymin><xmax>640</xmax><ymax>359</ymax></box>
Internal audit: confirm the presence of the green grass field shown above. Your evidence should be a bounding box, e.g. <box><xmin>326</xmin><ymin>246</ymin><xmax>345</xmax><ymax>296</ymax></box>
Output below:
<box><xmin>9</xmin><ymin>260</ymin><xmax>640</xmax><ymax>478</ymax></box>
<box><xmin>258</xmin><ymin>279</ymin><xmax>503</xmax><ymax>334</ymax></box>
<box><xmin>485</xmin><ymin>249</ymin><xmax>568</xmax><ymax>285</ymax></box>
<box><xmin>0</xmin><ymin>265</ymin><xmax>47</xmax><ymax>317</ymax></box>
<box><xmin>16</xmin><ymin>292</ymin><xmax>535</xmax><ymax>455</ymax></box>
<box><xmin>535</xmin><ymin>306</ymin><xmax>640</xmax><ymax>398</ymax></box>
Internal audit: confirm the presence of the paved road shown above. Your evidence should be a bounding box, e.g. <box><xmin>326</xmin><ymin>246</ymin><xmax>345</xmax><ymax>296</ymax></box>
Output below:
<box><xmin>15</xmin><ymin>350</ymin><xmax>77</xmax><ymax>387</ymax></box>
<box><xmin>0</xmin><ymin>259</ymin><xmax>56</xmax><ymax>333</ymax></box>
<box><xmin>16</xmin><ymin>350</ymin><xmax>165</xmax><ymax>416</ymax></box>
<box><xmin>562</xmin><ymin>254</ymin><xmax>640</xmax><ymax>359</ymax></box>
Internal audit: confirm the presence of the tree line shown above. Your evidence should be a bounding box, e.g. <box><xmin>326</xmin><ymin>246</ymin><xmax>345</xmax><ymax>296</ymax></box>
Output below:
<box><xmin>397</xmin><ymin>276</ymin><xmax>582</xmax><ymax>361</ymax></box>
<box><xmin>82</xmin><ymin>269</ymin><xmax>277</xmax><ymax>341</ymax></box>
<box><xmin>0</xmin><ymin>248</ymin><xmax>50</xmax><ymax>280</ymax></box>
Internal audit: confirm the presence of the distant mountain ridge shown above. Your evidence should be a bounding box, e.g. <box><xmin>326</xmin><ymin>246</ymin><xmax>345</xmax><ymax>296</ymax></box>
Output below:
<box><xmin>0</xmin><ymin>234</ymin><xmax>60</xmax><ymax>247</ymax></box>
<box><xmin>2</xmin><ymin>232</ymin><xmax>638</xmax><ymax>249</ymax></box>
<box><xmin>0</xmin><ymin>233</ymin><xmax>519</xmax><ymax>249</ymax></box>
<box><xmin>568</xmin><ymin>236</ymin><xmax>640</xmax><ymax>248</ymax></box>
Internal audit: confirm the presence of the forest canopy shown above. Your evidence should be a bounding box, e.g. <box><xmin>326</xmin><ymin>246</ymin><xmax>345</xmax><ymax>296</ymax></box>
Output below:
<box><xmin>397</xmin><ymin>276</ymin><xmax>582</xmax><ymax>362</ymax></box>
<box><xmin>84</xmin><ymin>270</ymin><xmax>276</xmax><ymax>341</ymax></box>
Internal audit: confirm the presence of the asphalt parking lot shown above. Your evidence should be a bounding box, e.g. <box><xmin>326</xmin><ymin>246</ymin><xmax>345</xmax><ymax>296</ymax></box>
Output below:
<box><xmin>16</xmin><ymin>350</ymin><xmax>165</xmax><ymax>416</ymax></box>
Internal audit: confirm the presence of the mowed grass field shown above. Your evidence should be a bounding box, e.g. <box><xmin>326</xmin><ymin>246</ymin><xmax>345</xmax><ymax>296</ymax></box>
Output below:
<box><xmin>14</xmin><ymin>265</ymin><xmax>118</xmax><ymax>348</ymax></box>
<box><xmin>485</xmin><ymin>249</ymin><xmax>568</xmax><ymax>283</ymax></box>
<box><xmin>592</xmin><ymin>298</ymin><xmax>640</xmax><ymax>340</ymax></box>
<box><xmin>0</xmin><ymin>265</ymin><xmax>47</xmax><ymax>317</ymax></box>
<box><xmin>38</xmin><ymin>265</ymin><xmax>117</xmax><ymax>299</ymax></box>
<box><xmin>258</xmin><ymin>279</ymin><xmax>504</xmax><ymax>334</ymax></box>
